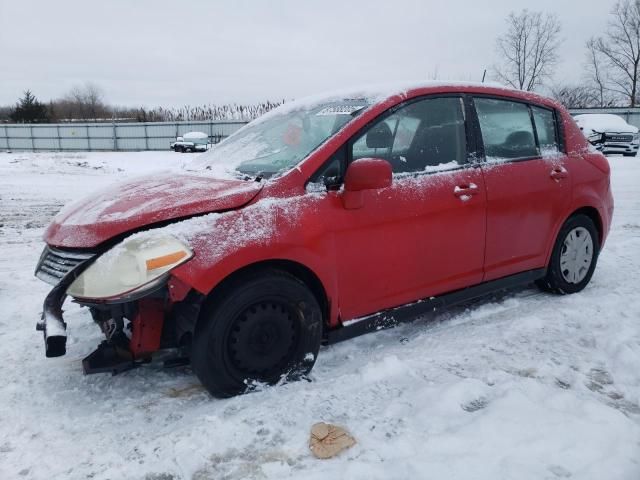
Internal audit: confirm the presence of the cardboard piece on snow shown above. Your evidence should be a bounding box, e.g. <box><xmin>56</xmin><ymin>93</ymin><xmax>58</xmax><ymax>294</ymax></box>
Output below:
<box><xmin>309</xmin><ymin>422</ymin><xmax>356</xmax><ymax>459</ymax></box>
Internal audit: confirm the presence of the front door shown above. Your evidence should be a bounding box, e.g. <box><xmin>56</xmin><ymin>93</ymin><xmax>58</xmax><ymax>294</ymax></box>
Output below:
<box><xmin>317</xmin><ymin>96</ymin><xmax>488</xmax><ymax>320</ymax></box>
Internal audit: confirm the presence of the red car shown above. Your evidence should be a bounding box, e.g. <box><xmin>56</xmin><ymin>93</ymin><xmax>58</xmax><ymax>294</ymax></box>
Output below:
<box><xmin>36</xmin><ymin>82</ymin><xmax>613</xmax><ymax>397</ymax></box>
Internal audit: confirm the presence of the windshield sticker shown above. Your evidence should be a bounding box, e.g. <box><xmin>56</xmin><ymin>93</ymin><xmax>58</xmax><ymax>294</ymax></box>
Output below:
<box><xmin>315</xmin><ymin>105</ymin><xmax>367</xmax><ymax>116</ymax></box>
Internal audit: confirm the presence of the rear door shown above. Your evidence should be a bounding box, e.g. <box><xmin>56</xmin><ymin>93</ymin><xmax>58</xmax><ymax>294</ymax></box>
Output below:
<box><xmin>472</xmin><ymin>96</ymin><xmax>571</xmax><ymax>281</ymax></box>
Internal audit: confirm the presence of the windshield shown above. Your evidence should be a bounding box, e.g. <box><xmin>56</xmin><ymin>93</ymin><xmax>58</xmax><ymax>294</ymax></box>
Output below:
<box><xmin>186</xmin><ymin>100</ymin><xmax>370</xmax><ymax>179</ymax></box>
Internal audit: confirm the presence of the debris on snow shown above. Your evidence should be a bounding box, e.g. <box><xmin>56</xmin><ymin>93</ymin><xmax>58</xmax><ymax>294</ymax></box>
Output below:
<box><xmin>309</xmin><ymin>422</ymin><xmax>356</xmax><ymax>459</ymax></box>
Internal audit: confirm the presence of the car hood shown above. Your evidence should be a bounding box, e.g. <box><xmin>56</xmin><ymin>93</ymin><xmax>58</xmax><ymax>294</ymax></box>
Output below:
<box><xmin>576</xmin><ymin>118</ymin><xmax>638</xmax><ymax>134</ymax></box>
<box><xmin>44</xmin><ymin>173</ymin><xmax>263</xmax><ymax>248</ymax></box>
<box><xmin>587</xmin><ymin>125</ymin><xmax>639</xmax><ymax>134</ymax></box>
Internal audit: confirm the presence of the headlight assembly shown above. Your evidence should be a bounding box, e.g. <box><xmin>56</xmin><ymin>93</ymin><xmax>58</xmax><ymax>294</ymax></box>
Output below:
<box><xmin>67</xmin><ymin>235</ymin><xmax>192</xmax><ymax>301</ymax></box>
<box><xmin>587</xmin><ymin>130</ymin><xmax>604</xmax><ymax>144</ymax></box>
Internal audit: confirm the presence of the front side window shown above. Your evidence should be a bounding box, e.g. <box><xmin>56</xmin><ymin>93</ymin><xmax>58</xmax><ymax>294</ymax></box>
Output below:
<box><xmin>350</xmin><ymin>97</ymin><xmax>467</xmax><ymax>174</ymax></box>
<box><xmin>474</xmin><ymin>97</ymin><xmax>538</xmax><ymax>160</ymax></box>
<box><xmin>532</xmin><ymin>106</ymin><xmax>560</xmax><ymax>154</ymax></box>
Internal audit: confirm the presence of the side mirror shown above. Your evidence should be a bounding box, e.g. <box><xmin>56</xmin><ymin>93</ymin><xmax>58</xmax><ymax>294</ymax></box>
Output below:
<box><xmin>342</xmin><ymin>158</ymin><xmax>392</xmax><ymax>209</ymax></box>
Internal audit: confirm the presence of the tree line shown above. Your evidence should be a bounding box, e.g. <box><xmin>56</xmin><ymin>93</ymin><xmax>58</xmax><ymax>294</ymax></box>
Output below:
<box><xmin>494</xmin><ymin>0</ymin><xmax>640</xmax><ymax>108</ymax></box>
<box><xmin>1</xmin><ymin>82</ymin><xmax>283</xmax><ymax>124</ymax></box>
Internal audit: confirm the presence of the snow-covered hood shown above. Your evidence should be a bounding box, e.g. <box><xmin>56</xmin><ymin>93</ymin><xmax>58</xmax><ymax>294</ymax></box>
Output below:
<box><xmin>44</xmin><ymin>173</ymin><xmax>263</xmax><ymax>248</ymax></box>
<box><xmin>574</xmin><ymin>114</ymin><xmax>639</xmax><ymax>134</ymax></box>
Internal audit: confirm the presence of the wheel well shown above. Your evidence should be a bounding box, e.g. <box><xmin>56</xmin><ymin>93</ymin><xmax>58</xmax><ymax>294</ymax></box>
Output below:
<box><xmin>200</xmin><ymin>259</ymin><xmax>330</xmax><ymax>330</ymax></box>
<box><xmin>570</xmin><ymin>206</ymin><xmax>603</xmax><ymax>245</ymax></box>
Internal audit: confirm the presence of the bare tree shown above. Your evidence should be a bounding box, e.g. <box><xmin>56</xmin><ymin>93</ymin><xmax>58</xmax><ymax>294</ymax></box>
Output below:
<box><xmin>585</xmin><ymin>39</ymin><xmax>615</xmax><ymax>107</ymax></box>
<box><xmin>61</xmin><ymin>82</ymin><xmax>108</xmax><ymax>120</ymax></box>
<box><xmin>550</xmin><ymin>84</ymin><xmax>599</xmax><ymax>108</ymax></box>
<box><xmin>590</xmin><ymin>0</ymin><xmax>640</xmax><ymax>107</ymax></box>
<box><xmin>493</xmin><ymin>10</ymin><xmax>562</xmax><ymax>91</ymax></box>
<box><xmin>82</xmin><ymin>82</ymin><xmax>106</xmax><ymax>120</ymax></box>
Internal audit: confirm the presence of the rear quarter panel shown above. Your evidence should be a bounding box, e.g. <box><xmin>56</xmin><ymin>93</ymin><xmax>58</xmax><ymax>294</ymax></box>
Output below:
<box><xmin>544</xmin><ymin>109</ymin><xmax>613</xmax><ymax>260</ymax></box>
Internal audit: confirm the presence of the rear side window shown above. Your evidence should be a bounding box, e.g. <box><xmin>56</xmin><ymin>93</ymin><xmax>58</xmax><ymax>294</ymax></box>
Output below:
<box><xmin>532</xmin><ymin>106</ymin><xmax>559</xmax><ymax>154</ymax></box>
<box><xmin>474</xmin><ymin>97</ymin><xmax>538</xmax><ymax>160</ymax></box>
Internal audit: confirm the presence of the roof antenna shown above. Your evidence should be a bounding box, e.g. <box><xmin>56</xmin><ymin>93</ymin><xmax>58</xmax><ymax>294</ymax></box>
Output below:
<box><xmin>481</xmin><ymin>69</ymin><xmax>487</xmax><ymax>83</ymax></box>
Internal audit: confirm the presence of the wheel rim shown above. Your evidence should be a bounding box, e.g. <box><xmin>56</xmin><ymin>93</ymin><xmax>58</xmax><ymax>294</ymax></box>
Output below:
<box><xmin>560</xmin><ymin>226</ymin><xmax>594</xmax><ymax>284</ymax></box>
<box><xmin>227</xmin><ymin>300</ymin><xmax>298</xmax><ymax>378</ymax></box>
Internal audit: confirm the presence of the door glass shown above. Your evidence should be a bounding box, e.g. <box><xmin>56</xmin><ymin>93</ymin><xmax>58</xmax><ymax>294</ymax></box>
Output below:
<box><xmin>474</xmin><ymin>97</ymin><xmax>538</xmax><ymax>161</ymax></box>
<box><xmin>532</xmin><ymin>106</ymin><xmax>559</xmax><ymax>155</ymax></box>
<box><xmin>351</xmin><ymin>97</ymin><xmax>467</xmax><ymax>174</ymax></box>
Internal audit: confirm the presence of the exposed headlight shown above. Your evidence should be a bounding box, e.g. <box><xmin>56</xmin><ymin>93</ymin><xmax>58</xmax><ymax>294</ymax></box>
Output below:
<box><xmin>67</xmin><ymin>235</ymin><xmax>192</xmax><ymax>301</ymax></box>
<box><xmin>587</xmin><ymin>130</ymin><xmax>604</xmax><ymax>144</ymax></box>
<box><xmin>633</xmin><ymin>133</ymin><xmax>639</xmax><ymax>141</ymax></box>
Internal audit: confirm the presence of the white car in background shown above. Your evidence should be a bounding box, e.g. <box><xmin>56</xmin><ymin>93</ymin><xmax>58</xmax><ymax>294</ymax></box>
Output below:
<box><xmin>170</xmin><ymin>131</ymin><xmax>210</xmax><ymax>153</ymax></box>
<box><xmin>573</xmin><ymin>113</ymin><xmax>639</xmax><ymax>157</ymax></box>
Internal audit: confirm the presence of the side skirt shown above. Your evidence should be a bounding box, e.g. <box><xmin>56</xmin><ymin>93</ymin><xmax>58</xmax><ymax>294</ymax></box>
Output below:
<box><xmin>325</xmin><ymin>268</ymin><xmax>546</xmax><ymax>345</ymax></box>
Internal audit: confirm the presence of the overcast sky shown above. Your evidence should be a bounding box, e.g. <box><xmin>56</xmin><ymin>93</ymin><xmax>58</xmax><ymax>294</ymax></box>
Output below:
<box><xmin>0</xmin><ymin>0</ymin><xmax>615</xmax><ymax>108</ymax></box>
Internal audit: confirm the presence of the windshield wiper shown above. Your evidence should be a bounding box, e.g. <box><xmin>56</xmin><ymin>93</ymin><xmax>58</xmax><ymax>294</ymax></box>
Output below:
<box><xmin>240</xmin><ymin>173</ymin><xmax>264</xmax><ymax>182</ymax></box>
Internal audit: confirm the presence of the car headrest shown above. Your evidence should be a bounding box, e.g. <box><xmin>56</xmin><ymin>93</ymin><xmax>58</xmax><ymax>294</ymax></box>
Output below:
<box><xmin>366</xmin><ymin>122</ymin><xmax>393</xmax><ymax>149</ymax></box>
<box><xmin>505</xmin><ymin>130</ymin><xmax>534</xmax><ymax>147</ymax></box>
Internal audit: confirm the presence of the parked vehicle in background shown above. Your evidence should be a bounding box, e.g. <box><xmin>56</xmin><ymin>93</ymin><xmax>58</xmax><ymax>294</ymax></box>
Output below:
<box><xmin>170</xmin><ymin>131</ymin><xmax>209</xmax><ymax>152</ymax></box>
<box><xmin>35</xmin><ymin>82</ymin><xmax>613</xmax><ymax>397</ymax></box>
<box><xmin>574</xmin><ymin>113</ymin><xmax>639</xmax><ymax>157</ymax></box>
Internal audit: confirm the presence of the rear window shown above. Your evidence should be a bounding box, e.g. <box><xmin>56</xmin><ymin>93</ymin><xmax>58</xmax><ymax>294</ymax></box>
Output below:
<box><xmin>532</xmin><ymin>106</ymin><xmax>559</xmax><ymax>154</ymax></box>
<box><xmin>474</xmin><ymin>97</ymin><xmax>538</xmax><ymax>160</ymax></box>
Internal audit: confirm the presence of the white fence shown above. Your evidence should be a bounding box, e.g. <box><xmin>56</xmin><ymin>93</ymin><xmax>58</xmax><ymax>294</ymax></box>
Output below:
<box><xmin>0</xmin><ymin>120</ymin><xmax>248</xmax><ymax>151</ymax></box>
<box><xmin>4</xmin><ymin>108</ymin><xmax>640</xmax><ymax>152</ymax></box>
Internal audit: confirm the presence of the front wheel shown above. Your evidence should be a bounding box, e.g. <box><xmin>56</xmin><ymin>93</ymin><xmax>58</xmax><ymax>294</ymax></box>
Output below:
<box><xmin>623</xmin><ymin>152</ymin><xmax>637</xmax><ymax>157</ymax></box>
<box><xmin>537</xmin><ymin>214</ymin><xmax>600</xmax><ymax>294</ymax></box>
<box><xmin>191</xmin><ymin>270</ymin><xmax>323</xmax><ymax>397</ymax></box>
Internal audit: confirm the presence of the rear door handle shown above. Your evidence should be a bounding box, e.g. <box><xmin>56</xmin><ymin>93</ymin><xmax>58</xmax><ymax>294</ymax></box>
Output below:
<box><xmin>550</xmin><ymin>166</ymin><xmax>568</xmax><ymax>180</ymax></box>
<box><xmin>454</xmin><ymin>183</ymin><xmax>478</xmax><ymax>201</ymax></box>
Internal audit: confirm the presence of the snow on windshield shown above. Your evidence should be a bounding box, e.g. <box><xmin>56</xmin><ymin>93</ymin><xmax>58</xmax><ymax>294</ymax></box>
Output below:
<box><xmin>185</xmin><ymin>95</ymin><xmax>375</xmax><ymax>180</ymax></box>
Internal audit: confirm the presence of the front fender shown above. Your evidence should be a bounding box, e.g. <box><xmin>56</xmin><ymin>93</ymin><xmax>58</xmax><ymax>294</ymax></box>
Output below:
<box><xmin>169</xmin><ymin>196</ymin><xmax>341</xmax><ymax>326</ymax></box>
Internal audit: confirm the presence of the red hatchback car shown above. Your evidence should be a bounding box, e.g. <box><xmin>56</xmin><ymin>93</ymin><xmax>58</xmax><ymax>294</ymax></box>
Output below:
<box><xmin>36</xmin><ymin>82</ymin><xmax>613</xmax><ymax>397</ymax></box>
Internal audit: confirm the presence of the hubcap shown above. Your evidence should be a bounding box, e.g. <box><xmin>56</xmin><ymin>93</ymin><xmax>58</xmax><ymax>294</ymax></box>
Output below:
<box><xmin>228</xmin><ymin>301</ymin><xmax>297</xmax><ymax>377</ymax></box>
<box><xmin>560</xmin><ymin>226</ymin><xmax>594</xmax><ymax>284</ymax></box>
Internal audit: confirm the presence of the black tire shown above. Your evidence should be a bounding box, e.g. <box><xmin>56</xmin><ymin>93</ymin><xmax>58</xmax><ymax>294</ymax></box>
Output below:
<box><xmin>623</xmin><ymin>152</ymin><xmax>637</xmax><ymax>157</ymax></box>
<box><xmin>174</xmin><ymin>145</ymin><xmax>182</xmax><ymax>153</ymax></box>
<box><xmin>191</xmin><ymin>270</ymin><xmax>323</xmax><ymax>397</ymax></box>
<box><xmin>536</xmin><ymin>214</ymin><xmax>600</xmax><ymax>294</ymax></box>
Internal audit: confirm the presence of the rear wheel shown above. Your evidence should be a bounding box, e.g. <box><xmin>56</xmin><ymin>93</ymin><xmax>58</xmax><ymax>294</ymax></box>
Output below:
<box><xmin>192</xmin><ymin>270</ymin><xmax>323</xmax><ymax>397</ymax></box>
<box><xmin>537</xmin><ymin>214</ymin><xmax>600</xmax><ymax>294</ymax></box>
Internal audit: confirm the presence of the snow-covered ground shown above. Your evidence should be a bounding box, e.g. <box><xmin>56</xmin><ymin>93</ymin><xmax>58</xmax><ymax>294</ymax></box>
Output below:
<box><xmin>0</xmin><ymin>151</ymin><xmax>639</xmax><ymax>480</ymax></box>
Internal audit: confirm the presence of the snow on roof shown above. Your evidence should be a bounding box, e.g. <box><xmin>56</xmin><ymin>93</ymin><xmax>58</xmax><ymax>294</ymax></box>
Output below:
<box><xmin>573</xmin><ymin>114</ymin><xmax>638</xmax><ymax>133</ymax></box>
<box><xmin>183</xmin><ymin>131</ymin><xmax>208</xmax><ymax>139</ymax></box>
<box><xmin>262</xmin><ymin>80</ymin><xmax>508</xmax><ymax>116</ymax></box>
<box><xmin>232</xmin><ymin>80</ymin><xmax>514</xmax><ymax>136</ymax></box>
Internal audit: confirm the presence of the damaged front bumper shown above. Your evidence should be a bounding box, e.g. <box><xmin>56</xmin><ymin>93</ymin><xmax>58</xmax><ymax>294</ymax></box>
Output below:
<box><xmin>35</xmin><ymin>244</ymin><xmax>200</xmax><ymax>372</ymax></box>
<box><xmin>35</xmin><ymin>246</ymin><xmax>97</xmax><ymax>357</ymax></box>
<box><xmin>36</xmin><ymin>275</ymin><xmax>72</xmax><ymax>357</ymax></box>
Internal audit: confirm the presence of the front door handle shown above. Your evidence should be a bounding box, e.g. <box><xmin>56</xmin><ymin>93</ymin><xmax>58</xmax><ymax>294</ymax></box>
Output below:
<box><xmin>453</xmin><ymin>183</ymin><xmax>478</xmax><ymax>201</ymax></box>
<box><xmin>550</xmin><ymin>166</ymin><xmax>568</xmax><ymax>180</ymax></box>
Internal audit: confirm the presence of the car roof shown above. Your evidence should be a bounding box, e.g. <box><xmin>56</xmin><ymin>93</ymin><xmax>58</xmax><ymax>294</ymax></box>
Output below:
<box><xmin>258</xmin><ymin>81</ymin><xmax>560</xmax><ymax>124</ymax></box>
